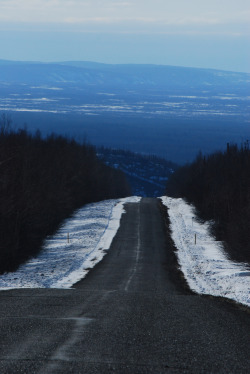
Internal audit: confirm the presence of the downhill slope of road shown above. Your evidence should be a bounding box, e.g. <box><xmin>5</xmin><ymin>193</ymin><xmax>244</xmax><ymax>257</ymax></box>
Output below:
<box><xmin>0</xmin><ymin>198</ymin><xmax>249</xmax><ymax>373</ymax></box>
<box><xmin>0</xmin><ymin>196</ymin><xmax>248</xmax><ymax>308</ymax></box>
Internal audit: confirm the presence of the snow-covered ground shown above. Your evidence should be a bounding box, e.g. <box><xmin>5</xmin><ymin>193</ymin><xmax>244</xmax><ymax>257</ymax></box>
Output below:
<box><xmin>0</xmin><ymin>195</ymin><xmax>249</xmax><ymax>308</ymax></box>
<box><xmin>0</xmin><ymin>196</ymin><xmax>140</xmax><ymax>290</ymax></box>
<box><xmin>161</xmin><ymin>196</ymin><xmax>250</xmax><ymax>307</ymax></box>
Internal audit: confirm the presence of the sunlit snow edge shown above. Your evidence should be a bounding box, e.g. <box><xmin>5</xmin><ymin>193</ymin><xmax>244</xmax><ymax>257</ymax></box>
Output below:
<box><xmin>0</xmin><ymin>196</ymin><xmax>141</xmax><ymax>290</ymax></box>
<box><xmin>161</xmin><ymin>196</ymin><xmax>250</xmax><ymax>308</ymax></box>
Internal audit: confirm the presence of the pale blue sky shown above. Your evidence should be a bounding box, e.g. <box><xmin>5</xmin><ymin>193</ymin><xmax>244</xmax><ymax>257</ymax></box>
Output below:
<box><xmin>0</xmin><ymin>0</ymin><xmax>249</xmax><ymax>72</ymax></box>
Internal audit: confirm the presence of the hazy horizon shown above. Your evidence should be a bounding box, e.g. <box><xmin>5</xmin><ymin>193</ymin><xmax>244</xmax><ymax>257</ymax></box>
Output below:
<box><xmin>1</xmin><ymin>0</ymin><xmax>249</xmax><ymax>73</ymax></box>
<box><xmin>1</xmin><ymin>58</ymin><xmax>250</xmax><ymax>75</ymax></box>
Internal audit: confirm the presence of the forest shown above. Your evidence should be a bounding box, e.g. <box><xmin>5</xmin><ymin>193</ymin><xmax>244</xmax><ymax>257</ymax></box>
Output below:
<box><xmin>166</xmin><ymin>142</ymin><xmax>250</xmax><ymax>263</ymax></box>
<box><xmin>97</xmin><ymin>147</ymin><xmax>177</xmax><ymax>197</ymax></box>
<box><xmin>0</xmin><ymin>114</ymin><xmax>130</xmax><ymax>273</ymax></box>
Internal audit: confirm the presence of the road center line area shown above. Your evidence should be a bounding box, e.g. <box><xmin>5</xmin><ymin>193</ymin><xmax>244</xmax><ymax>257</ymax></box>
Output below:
<box><xmin>0</xmin><ymin>198</ymin><xmax>249</xmax><ymax>373</ymax></box>
<box><xmin>124</xmin><ymin>203</ymin><xmax>141</xmax><ymax>292</ymax></box>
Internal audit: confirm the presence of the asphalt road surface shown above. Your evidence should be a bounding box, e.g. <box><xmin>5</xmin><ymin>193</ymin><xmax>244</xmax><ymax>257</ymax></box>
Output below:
<box><xmin>0</xmin><ymin>198</ymin><xmax>249</xmax><ymax>373</ymax></box>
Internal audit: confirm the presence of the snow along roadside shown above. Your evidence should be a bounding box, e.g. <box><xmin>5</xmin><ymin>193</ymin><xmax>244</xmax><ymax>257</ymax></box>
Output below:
<box><xmin>0</xmin><ymin>196</ymin><xmax>141</xmax><ymax>290</ymax></box>
<box><xmin>161</xmin><ymin>196</ymin><xmax>250</xmax><ymax>308</ymax></box>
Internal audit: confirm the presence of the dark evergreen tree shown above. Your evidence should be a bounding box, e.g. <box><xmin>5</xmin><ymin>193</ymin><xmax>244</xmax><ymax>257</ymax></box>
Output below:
<box><xmin>0</xmin><ymin>122</ymin><xmax>130</xmax><ymax>273</ymax></box>
<box><xmin>166</xmin><ymin>142</ymin><xmax>250</xmax><ymax>263</ymax></box>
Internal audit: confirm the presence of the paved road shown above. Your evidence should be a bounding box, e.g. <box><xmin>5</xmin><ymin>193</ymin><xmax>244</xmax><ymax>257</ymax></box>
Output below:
<box><xmin>0</xmin><ymin>198</ymin><xmax>249</xmax><ymax>373</ymax></box>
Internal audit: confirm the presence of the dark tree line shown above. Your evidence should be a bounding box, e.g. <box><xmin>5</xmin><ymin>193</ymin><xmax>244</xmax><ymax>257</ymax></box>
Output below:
<box><xmin>166</xmin><ymin>142</ymin><xmax>250</xmax><ymax>263</ymax></box>
<box><xmin>0</xmin><ymin>116</ymin><xmax>130</xmax><ymax>273</ymax></box>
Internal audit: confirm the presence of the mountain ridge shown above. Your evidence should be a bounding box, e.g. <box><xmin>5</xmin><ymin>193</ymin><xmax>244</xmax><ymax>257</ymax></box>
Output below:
<box><xmin>0</xmin><ymin>60</ymin><xmax>249</xmax><ymax>89</ymax></box>
<box><xmin>1</xmin><ymin>59</ymin><xmax>249</xmax><ymax>74</ymax></box>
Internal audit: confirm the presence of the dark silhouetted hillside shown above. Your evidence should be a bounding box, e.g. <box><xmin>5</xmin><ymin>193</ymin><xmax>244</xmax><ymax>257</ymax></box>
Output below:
<box><xmin>97</xmin><ymin>147</ymin><xmax>177</xmax><ymax>197</ymax></box>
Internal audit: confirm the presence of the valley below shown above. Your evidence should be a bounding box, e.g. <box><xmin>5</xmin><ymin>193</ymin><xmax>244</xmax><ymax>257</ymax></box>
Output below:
<box><xmin>1</xmin><ymin>61</ymin><xmax>249</xmax><ymax>163</ymax></box>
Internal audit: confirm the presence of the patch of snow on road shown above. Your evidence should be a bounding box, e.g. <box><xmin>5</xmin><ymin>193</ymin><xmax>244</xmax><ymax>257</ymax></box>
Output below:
<box><xmin>161</xmin><ymin>196</ymin><xmax>250</xmax><ymax>307</ymax></box>
<box><xmin>0</xmin><ymin>196</ymin><xmax>141</xmax><ymax>290</ymax></box>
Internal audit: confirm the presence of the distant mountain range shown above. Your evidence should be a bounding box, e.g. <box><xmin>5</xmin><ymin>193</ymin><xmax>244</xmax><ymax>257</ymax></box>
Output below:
<box><xmin>0</xmin><ymin>59</ymin><xmax>249</xmax><ymax>91</ymax></box>
<box><xmin>0</xmin><ymin>60</ymin><xmax>249</xmax><ymax>164</ymax></box>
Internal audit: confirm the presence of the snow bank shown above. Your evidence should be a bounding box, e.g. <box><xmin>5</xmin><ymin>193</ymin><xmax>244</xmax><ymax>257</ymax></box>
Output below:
<box><xmin>0</xmin><ymin>196</ymin><xmax>141</xmax><ymax>290</ymax></box>
<box><xmin>161</xmin><ymin>196</ymin><xmax>250</xmax><ymax>307</ymax></box>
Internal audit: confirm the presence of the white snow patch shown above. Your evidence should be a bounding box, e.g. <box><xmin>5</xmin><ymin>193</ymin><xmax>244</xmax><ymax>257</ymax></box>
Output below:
<box><xmin>161</xmin><ymin>196</ymin><xmax>250</xmax><ymax>307</ymax></box>
<box><xmin>0</xmin><ymin>196</ymin><xmax>141</xmax><ymax>290</ymax></box>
